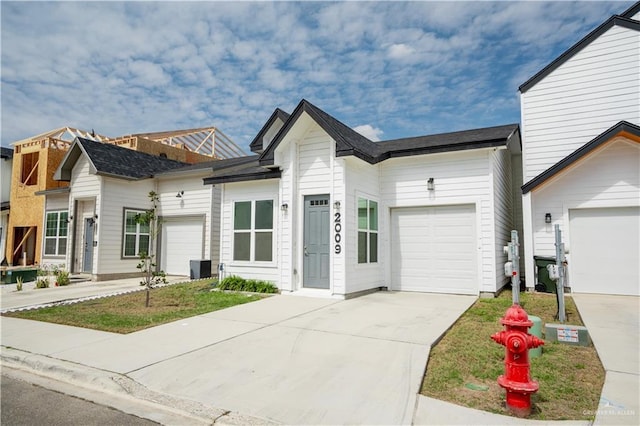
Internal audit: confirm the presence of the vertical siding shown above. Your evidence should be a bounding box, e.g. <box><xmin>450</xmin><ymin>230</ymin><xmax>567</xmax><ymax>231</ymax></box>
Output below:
<box><xmin>278</xmin><ymin>143</ymin><xmax>295</xmax><ymax>291</ymax></box>
<box><xmin>157</xmin><ymin>175</ymin><xmax>215</xmax><ymax>264</ymax></box>
<box><xmin>491</xmin><ymin>148</ymin><xmax>513</xmax><ymax>289</ymax></box>
<box><xmin>97</xmin><ymin>177</ymin><xmax>154</xmax><ymax>274</ymax></box>
<box><xmin>344</xmin><ymin>156</ymin><xmax>383</xmax><ymax>294</ymax></box>
<box><xmin>531</xmin><ymin>139</ymin><xmax>640</xmax><ymax>263</ymax></box>
<box><xmin>521</xmin><ymin>25</ymin><xmax>640</xmax><ymax>181</ymax></box>
<box><xmin>379</xmin><ymin>150</ymin><xmax>497</xmax><ymax>293</ymax></box>
<box><xmin>220</xmin><ymin>180</ymin><xmax>280</xmax><ymax>283</ymax></box>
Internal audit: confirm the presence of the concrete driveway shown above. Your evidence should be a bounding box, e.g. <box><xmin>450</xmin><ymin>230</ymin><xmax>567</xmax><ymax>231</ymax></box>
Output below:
<box><xmin>126</xmin><ymin>292</ymin><xmax>476</xmax><ymax>425</ymax></box>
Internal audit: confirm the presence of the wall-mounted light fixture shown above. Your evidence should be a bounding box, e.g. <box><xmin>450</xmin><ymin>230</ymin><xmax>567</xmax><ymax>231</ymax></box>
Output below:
<box><xmin>93</xmin><ymin>213</ymin><xmax>98</xmax><ymax>220</ymax></box>
<box><xmin>176</xmin><ymin>190</ymin><xmax>184</xmax><ymax>198</ymax></box>
<box><xmin>545</xmin><ymin>213</ymin><xmax>552</xmax><ymax>224</ymax></box>
<box><xmin>281</xmin><ymin>203</ymin><xmax>288</xmax><ymax>212</ymax></box>
<box><xmin>67</xmin><ymin>215</ymin><xmax>74</xmax><ymax>223</ymax></box>
<box><xmin>334</xmin><ymin>201</ymin><xmax>341</xmax><ymax>210</ymax></box>
<box><xmin>427</xmin><ymin>177</ymin><xmax>435</xmax><ymax>191</ymax></box>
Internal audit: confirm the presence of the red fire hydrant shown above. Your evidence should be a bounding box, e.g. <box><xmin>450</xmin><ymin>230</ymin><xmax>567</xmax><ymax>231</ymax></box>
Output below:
<box><xmin>491</xmin><ymin>304</ymin><xmax>544</xmax><ymax>417</ymax></box>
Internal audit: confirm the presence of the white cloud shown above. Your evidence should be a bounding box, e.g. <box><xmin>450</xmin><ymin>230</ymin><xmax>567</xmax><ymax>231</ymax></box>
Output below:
<box><xmin>387</xmin><ymin>43</ymin><xmax>415</xmax><ymax>59</ymax></box>
<box><xmin>353</xmin><ymin>124</ymin><xmax>384</xmax><ymax>142</ymax></box>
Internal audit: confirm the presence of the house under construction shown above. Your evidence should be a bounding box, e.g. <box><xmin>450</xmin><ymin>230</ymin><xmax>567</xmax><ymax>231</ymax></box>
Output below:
<box><xmin>4</xmin><ymin>126</ymin><xmax>245</xmax><ymax>266</ymax></box>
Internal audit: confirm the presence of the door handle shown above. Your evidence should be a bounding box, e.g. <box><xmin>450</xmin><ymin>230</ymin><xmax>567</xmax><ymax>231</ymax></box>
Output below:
<box><xmin>304</xmin><ymin>246</ymin><xmax>309</xmax><ymax>256</ymax></box>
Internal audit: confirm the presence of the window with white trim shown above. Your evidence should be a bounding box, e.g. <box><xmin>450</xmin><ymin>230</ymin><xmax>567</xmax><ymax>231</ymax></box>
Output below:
<box><xmin>123</xmin><ymin>209</ymin><xmax>150</xmax><ymax>257</ymax></box>
<box><xmin>357</xmin><ymin>198</ymin><xmax>378</xmax><ymax>264</ymax></box>
<box><xmin>44</xmin><ymin>210</ymin><xmax>68</xmax><ymax>256</ymax></box>
<box><xmin>233</xmin><ymin>200</ymin><xmax>273</xmax><ymax>262</ymax></box>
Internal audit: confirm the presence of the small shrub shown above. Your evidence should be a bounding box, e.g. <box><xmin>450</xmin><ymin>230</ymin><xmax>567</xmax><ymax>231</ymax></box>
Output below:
<box><xmin>16</xmin><ymin>276</ymin><xmax>23</xmax><ymax>291</ymax></box>
<box><xmin>35</xmin><ymin>277</ymin><xmax>50</xmax><ymax>289</ymax></box>
<box><xmin>56</xmin><ymin>270</ymin><xmax>71</xmax><ymax>286</ymax></box>
<box><xmin>218</xmin><ymin>275</ymin><xmax>278</xmax><ymax>293</ymax></box>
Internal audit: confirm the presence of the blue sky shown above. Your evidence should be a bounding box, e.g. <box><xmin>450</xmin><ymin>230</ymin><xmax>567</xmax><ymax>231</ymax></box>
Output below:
<box><xmin>1</xmin><ymin>1</ymin><xmax>633</xmax><ymax>151</ymax></box>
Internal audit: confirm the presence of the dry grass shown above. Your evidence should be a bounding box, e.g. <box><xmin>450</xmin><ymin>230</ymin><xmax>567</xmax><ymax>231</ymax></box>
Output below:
<box><xmin>421</xmin><ymin>290</ymin><xmax>605</xmax><ymax>421</ymax></box>
<box><xmin>3</xmin><ymin>280</ymin><xmax>265</xmax><ymax>334</ymax></box>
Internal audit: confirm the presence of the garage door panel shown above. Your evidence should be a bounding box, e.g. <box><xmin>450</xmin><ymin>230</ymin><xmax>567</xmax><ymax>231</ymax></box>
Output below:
<box><xmin>391</xmin><ymin>205</ymin><xmax>477</xmax><ymax>295</ymax></box>
<box><xmin>569</xmin><ymin>207</ymin><xmax>639</xmax><ymax>296</ymax></box>
<box><xmin>161</xmin><ymin>218</ymin><xmax>204</xmax><ymax>276</ymax></box>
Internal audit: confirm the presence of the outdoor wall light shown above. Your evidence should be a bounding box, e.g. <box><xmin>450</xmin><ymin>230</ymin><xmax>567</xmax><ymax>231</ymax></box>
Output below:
<box><xmin>176</xmin><ymin>190</ymin><xmax>184</xmax><ymax>198</ymax></box>
<box><xmin>427</xmin><ymin>177</ymin><xmax>435</xmax><ymax>191</ymax></box>
<box><xmin>334</xmin><ymin>201</ymin><xmax>341</xmax><ymax>210</ymax></box>
<box><xmin>67</xmin><ymin>215</ymin><xmax>73</xmax><ymax>223</ymax></box>
<box><xmin>545</xmin><ymin>213</ymin><xmax>552</xmax><ymax>224</ymax></box>
<box><xmin>93</xmin><ymin>213</ymin><xmax>98</xmax><ymax>220</ymax></box>
<box><xmin>281</xmin><ymin>203</ymin><xmax>288</xmax><ymax>211</ymax></box>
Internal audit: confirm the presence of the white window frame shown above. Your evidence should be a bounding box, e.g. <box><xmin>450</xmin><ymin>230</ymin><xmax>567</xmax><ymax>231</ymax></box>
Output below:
<box><xmin>357</xmin><ymin>197</ymin><xmax>378</xmax><ymax>264</ymax></box>
<box><xmin>122</xmin><ymin>208</ymin><xmax>150</xmax><ymax>258</ymax></box>
<box><xmin>43</xmin><ymin>210</ymin><xmax>68</xmax><ymax>257</ymax></box>
<box><xmin>232</xmin><ymin>199</ymin><xmax>274</xmax><ymax>263</ymax></box>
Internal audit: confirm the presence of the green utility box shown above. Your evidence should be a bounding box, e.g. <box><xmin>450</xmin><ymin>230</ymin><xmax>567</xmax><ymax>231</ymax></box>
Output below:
<box><xmin>1</xmin><ymin>268</ymin><xmax>38</xmax><ymax>284</ymax></box>
<box><xmin>534</xmin><ymin>256</ymin><xmax>556</xmax><ymax>294</ymax></box>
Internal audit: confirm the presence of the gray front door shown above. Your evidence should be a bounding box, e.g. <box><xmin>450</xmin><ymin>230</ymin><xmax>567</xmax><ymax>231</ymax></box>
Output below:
<box><xmin>83</xmin><ymin>218</ymin><xmax>94</xmax><ymax>273</ymax></box>
<box><xmin>303</xmin><ymin>195</ymin><xmax>330</xmax><ymax>289</ymax></box>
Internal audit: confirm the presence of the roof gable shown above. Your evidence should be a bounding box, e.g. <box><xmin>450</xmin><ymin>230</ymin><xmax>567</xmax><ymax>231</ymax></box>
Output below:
<box><xmin>55</xmin><ymin>138</ymin><xmax>188</xmax><ymax>181</ymax></box>
<box><xmin>259</xmin><ymin>99</ymin><xmax>380</xmax><ymax>166</ymax></box>
<box><xmin>522</xmin><ymin>121</ymin><xmax>640</xmax><ymax>194</ymax></box>
<box><xmin>249</xmin><ymin>108</ymin><xmax>290</xmax><ymax>153</ymax></box>
<box><xmin>519</xmin><ymin>9</ymin><xmax>640</xmax><ymax>93</ymax></box>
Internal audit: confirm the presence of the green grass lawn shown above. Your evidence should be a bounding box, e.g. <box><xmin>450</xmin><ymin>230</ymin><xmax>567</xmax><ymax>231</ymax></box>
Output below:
<box><xmin>3</xmin><ymin>280</ymin><xmax>265</xmax><ymax>334</ymax></box>
<box><xmin>421</xmin><ymin>290</ymin><xmax>605</xmax><ymax>420</ymax></box>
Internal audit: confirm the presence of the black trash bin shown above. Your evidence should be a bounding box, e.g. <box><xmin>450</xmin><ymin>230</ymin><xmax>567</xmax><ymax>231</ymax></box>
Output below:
<box><xmin>534</xmin><ymin>256</ymin><xmax>556</xmax><ymax>294</ymax></box>
<box><xmin>190</xmin><ymin>260</ymin><xmax>212</xmax><ymax>280</ymax></box>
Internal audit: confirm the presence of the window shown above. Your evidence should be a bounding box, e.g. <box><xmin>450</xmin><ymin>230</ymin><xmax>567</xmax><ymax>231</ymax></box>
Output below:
<box><xmin>357</xmin><ymin>198</ymin><xmax>378</xmax><ymax>264</ymax></box>
<box><xmin>44</xmin><ymin>211</ymin><xmax>68</xmax><ymax>256</ymax></box>
<box><xmin>123</xmin><ymin>209</ymin><xmax>150</xmax><ymax>257</ymax></box>
<box><xmin>21</xmin><ymin>152</ymin><xmax>39</xmax><ymax>185</ymax></box>
<box><xmin>233</xmin><ymin>200</ymin><xmax>273</xmax><ymax>262</ymax></box>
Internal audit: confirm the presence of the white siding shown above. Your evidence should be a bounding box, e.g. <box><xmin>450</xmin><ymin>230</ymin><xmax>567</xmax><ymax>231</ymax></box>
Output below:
<box><xmin>379</xmin><ymin>149</ymin><xmax>497</xmax><ymax>293</ymax></box>
<box><xmin>491</xmin><ymin>148</ymin><xmax>514</xmax><ymax>290</ymax></box>
<box><xmin>41</xmin><ymin>193</ymin><xmax>70</xmax><ymax>265</ymax></box>
<box><xmin>530</xmin><ymin>139</ymin><xmax>640</xmax><ymax>269</ymax></box>
<box><xmin>344</xmin><ymin>156</ymin><xmax>383</xmax><ymax>294</ymax></box>
<box><xmin>521</xmin><ymin>25</ymin><xmax>640</xmax><ymax>181</ymax></box>
<box><xmin>220</xmin><ymin>180</ymin><xmax>280</xmax><ymax>283</ymax></box>
<box><xmin>1</xmin><ymin>156</ymin><xmax>12</xmax><ymax>204</ymax></box>
<box><xmin>157</xmin><ymin>175</ymin><xmax>216</xmax><ymax>266</ymax></box>
<box><xmin>45</xmin><ymin>193</ymin><xmax>69</xmax><ymax>211</ymax></box>
<box><xmin>97</xmin><ymin>177</ymin><xmax>154</xmax><ymax>275</ymax></box>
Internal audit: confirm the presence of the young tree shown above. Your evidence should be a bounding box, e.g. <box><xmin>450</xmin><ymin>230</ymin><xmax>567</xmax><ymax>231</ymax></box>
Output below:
<box><xmin>135</xmin><ymin>191</ymin><xmax>167</xmax><ymax>307</ymax></box>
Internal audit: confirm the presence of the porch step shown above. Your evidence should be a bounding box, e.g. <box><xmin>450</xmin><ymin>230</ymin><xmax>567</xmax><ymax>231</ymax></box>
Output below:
<box><xmin>69</xmin><ymin>274</ymin><xmax>91</xmax><ymax>284</ymax></box>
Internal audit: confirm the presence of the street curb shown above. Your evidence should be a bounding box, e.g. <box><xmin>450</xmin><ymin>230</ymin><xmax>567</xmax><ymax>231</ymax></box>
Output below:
<box><xmin>1</xmin><ymin>347</ymin><xmax>278</xmax><ymax>425</ymax></box>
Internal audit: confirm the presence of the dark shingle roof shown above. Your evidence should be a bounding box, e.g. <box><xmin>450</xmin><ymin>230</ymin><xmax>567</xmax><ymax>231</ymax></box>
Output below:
<box><xmin>259</xmin><ymin>99</ymin><xmax>381</xmax><ymax>166</ymax></box>
<box><xmin>203</xmin><ymin>156</ymin><xmax>280</xmax><ymax>184</ymax></box>
<box><xmin>522</xmin><ymin>121</ymin><xmax>640</xmax><ymax>194</ymax></box>
<box><xmin>1</xmin><ymin>146</ymin><xmax>13</xmax><ymax>159</ymax></box>
<box><xmin>55</xmin><ymin>137</ymin><xmax>189</xmax><ymax>181</ymax></box>
<box><xmin>520</xmin><ymin>4</ymin><xmax>640</xmax><ymax>93</ymax></box>
<box><xmin>249</xmin><ymin>108</ymin><xmax>290</xmax><ymax>153</ymax></box>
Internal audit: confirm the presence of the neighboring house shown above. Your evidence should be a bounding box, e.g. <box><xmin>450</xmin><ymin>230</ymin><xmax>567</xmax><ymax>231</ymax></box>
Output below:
<box><xmin>205</xmin><ymin>99</ymin><xmax>522</xmax><ymax>298</ymax></box>
<box><xmin>1</xmin><ymin>147</ymin><xmax>13</xmax><ymax>264</ymax></box>
<box><xmin>52</xmin><ymin>138</ymin><xmax>227</xmax><ymax>280</ymax></box>
<box><xmin>519</xmin><ymin>2</ymin><xmax>640</xmax><ymax>296</ymax></box>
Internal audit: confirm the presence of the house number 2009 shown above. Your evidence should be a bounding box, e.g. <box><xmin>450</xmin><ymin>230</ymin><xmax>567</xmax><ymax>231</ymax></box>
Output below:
<box><xmin>334</xmin><ymin>212</ymin><xmax>342</xmax><ymax>254</ymax></box>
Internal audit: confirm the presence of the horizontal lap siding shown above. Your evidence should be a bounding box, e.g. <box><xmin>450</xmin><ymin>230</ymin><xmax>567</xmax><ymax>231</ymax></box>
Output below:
<box><xmin>532</xmin><ymin>139</ymin><xmax>640</xmax><ymax>260</ymax></box>
<box><xmin>344</xmin><ymin>157</ymin><xmax>382</xmax><ymax>294</ymax></box>
<box><xmin>521</xmin><ymin>25</ymin><xmax>640</xmax><ymax>182</ymax></box>
<box><xmin>157</xmin><ymin>176</ymin><xmax>214</xmax><ymax>264</ymax></box>
<box><xmin>379</xmin><ymin>150</ymin><xmax>496</xmax><ymax>293</ymax></box>
<box><xmin>220</xmin><ymin>180</ymin><xmax>280</xmax><ymax>283</ymax></box>
<box><xmin>98</xmin><ymin>178</ymin><xmax>154</xmax><ymax>274</ymax></box>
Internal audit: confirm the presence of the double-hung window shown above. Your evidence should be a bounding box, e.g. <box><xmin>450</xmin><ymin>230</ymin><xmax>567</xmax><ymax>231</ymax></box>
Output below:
<box><xmin>44</xmin><ymin>211</ymin><xmax>68</xmax><ymax>256</ymax></box>
<box><xmin>357</xmin><ymin>198</ymin><xmax>378</xmax><ymax>264</ymax></box>
<box><xmin>123</xmin><ymin>209</ymin><xmax>150</xmax><ymax>257</ymax></box>
<box><xmin>233</xmin><ymin>200</ymin><xmax>273</xmax><ymax>262</ymax></box>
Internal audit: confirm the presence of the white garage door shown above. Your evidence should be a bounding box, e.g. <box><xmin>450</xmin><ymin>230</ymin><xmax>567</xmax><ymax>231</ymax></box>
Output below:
<box><xmin>391</xmin><ymin>205</ymin><xmax>477</xmax><ymax>295</ymax></box>
<box><xmin>161</xmin><ymin>217</ymin><xmax>204</xmax><ymax>276</ymax></box>
<box><xmin>569</xmin><ymin>207</ymin><xmax>639</xmax><ymax>296</ymax></box>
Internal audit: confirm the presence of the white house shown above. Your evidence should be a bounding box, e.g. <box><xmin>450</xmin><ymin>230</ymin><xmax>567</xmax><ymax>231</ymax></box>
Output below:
<box><xmin>49</xmin><ymin>138</ymin><xmax>225</xmax><ymax>280</ymax></box>
<box><xmin>519</xmin><ymin>2</ymin><xmax>640</xmax><ymax>296</ymax></box>
<box><xmin>1</xmin><ymin>147</ymin><xmax>13</xmax><ymax>264</ymax></box>
<box><xmin>206</xmin><ymin>99</ymin><xmax>522</xmax><ymax>298</ymax></box>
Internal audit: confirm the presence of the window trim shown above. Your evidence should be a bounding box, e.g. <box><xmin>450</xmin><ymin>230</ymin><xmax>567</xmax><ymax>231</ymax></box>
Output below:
<box><xmin>43</xmin><ymin>210</ymin><xmax>68</xmax><ymax>257</ymax></box>
<box><xmin>122</xmin><ymin>208</ymin><xmax>151</xmax><ymax>258</ymax></box>
<box><xmin>231</xmin><ymin>199</ymin><xmax>275</xmax><ymax>264</ymax></box>
<box><xmin>357</xmin><ymin>197</ymin><xmax>378</xmax><ymax>264</ymax></box>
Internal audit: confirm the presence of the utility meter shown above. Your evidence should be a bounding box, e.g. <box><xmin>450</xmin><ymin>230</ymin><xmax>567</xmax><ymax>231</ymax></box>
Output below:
<box><xmin>547</xmin><ymin>264</ymin><xmax>560</xmax><ymax>281</ymax></box>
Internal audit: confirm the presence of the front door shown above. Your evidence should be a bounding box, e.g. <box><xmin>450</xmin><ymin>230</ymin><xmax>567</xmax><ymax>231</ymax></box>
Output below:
<box><xmin>303</xmin><ymin>195</ymin><xmax>330</xmax><ymax>289</ymax></box>
<box><xmin>83</xmin><ymin>218</ymin><xmax>94</xmax><ymax>273</ymax></box>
